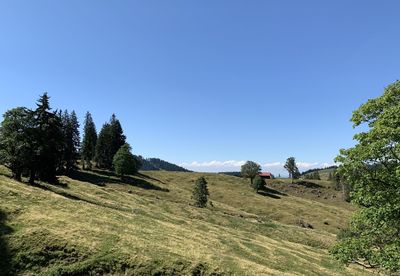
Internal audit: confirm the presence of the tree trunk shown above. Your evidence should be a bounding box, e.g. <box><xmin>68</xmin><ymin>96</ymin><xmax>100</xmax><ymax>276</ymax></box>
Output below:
<box><xmin>29</xmin><ymin>169</ymin><xmax>35</xmax><ymax>185</ymax></box>
<box><xmin>12</xmin><ymin>170</ymin><xmax>22</xmax><ymax>182</ymax></box>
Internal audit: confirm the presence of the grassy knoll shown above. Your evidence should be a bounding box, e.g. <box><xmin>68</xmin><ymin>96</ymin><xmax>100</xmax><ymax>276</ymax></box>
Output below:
<box><xmin>0</xmin><ymin>166</ymin><xmax>369</xmax><ymax>275</ymax></box>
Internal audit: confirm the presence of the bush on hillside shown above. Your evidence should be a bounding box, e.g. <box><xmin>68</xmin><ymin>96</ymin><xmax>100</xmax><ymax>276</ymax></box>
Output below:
<box><xmin>192</xmin><ymin>177</ymin><xmax>209</xmax><ymax>208</ymax></box>
<box><xmin>112</xmin><ymin>143</ymin><xmax>137</xmax><ymax>177</ymax></box>
<box><xmin>251</xmin><ymin>176</ymin><xmax>265</xmax><ymax>193</ymax></box>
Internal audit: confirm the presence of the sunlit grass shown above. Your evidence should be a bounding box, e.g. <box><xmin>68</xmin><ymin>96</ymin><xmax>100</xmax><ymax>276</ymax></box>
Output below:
<box><xmin>0</xmin><ymin>167</ymin><xmax>369</xmax><ymax>275</ymax></box>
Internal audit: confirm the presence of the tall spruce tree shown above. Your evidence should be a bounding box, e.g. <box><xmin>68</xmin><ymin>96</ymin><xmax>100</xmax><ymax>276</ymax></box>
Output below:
<box><xmin>60</xmin><ymin>110</ymin><xmax>80</xmax><ymax>174</ymax></box>
<box><xmin>81</xmin><ymin>112</ymin><xmax>97</xmax><ymax>170</ymax></box>
<box><xmin>109</xmin><ymin>114</ymin><xmax>126</xmax><ymax>158</ymax></box>
<box><xmin>33</xmin><ymin>93</ymin><xmax>64</xmax><ymax>183</ymax></box>
<box><xmin>95</xmin><ymin>123</ymin><xmax>112</xmax><ymax>168</ymax></box>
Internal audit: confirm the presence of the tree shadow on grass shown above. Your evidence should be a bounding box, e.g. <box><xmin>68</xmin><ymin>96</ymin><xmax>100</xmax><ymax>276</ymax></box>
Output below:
<box><xmin>121</xmin><ymin>176</ymin><xmax>169</xmax><ymax>192</ymax></box>
<box><xmin>69</xmin><ymin>170</ymin><xmax>108</xmax><ymax>187</ymax></box>
<box><xmin>33</xmin><ymin>182</ymin><xmax>92</xmax><ymax>202</ymax></box>
<box><xmin>295</xmin><ymin>181</ymin><xmax>324</xmax><ymax>189</ymax></box>
<box><xmin>69</xmin><ymin>170</ymin><xmax>169</xmax><ymax>192</ymax></box>
<box><xmin>0</xmin><ymin>210</ymin><xmax>14</xmax><ymax>276</ymax></box>
<box><xmin>136</xmin><ymin>172</ymin><xmax>166</xmax><ymax>184</ymax></box>
<box><xmin>32</xmin><ymin>182</ymin><xmax>133</xmax><ymax>213</ymax></box>
<box><xmin>257</xmin><ymin>186</ymin><xmax>287</xmax><ymax>199</ymax></box>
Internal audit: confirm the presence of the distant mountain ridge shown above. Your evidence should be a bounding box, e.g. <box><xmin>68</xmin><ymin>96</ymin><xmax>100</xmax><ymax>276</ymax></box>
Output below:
<box><xmin>136</xmin><ymin>156</ymin><xmax>191</xmax><ymax>172</ymax></box>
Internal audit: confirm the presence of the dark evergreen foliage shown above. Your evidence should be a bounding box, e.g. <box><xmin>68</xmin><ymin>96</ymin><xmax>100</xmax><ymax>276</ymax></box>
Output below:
<box><xmin>32</xmin><ymin>93</ymin><xmax>64</xmax><ymax>183</ymax></box>
<box><xmin>81</xmin><ymin>112</ymin><xmax>97</xmax><ymax>170</ymax></box>
<box><xmin>95</xmin><ymin>123</ymin><xmax>112</xmax><ymax>168</ymax></box>
<box><xmin>109</xmin><ymin>114</ymin><xmax>126</xmax><ymax>159</ymax></box>
<box><xmin>0</xmin><ymin>93</ymin><xmax>64</xmax><ymax>183</ymax></box>
<box><xmin>192</xmin><ymin>177</ymin><xmax>209</xmax><ymax>208</ymax></box>
<box><xmin>60</xmin><ymin>110</ymin><xmax>80</xmax><ymax>174</ymax></box>
<box><xmin>0</xmin><ymin>94</ymin><xmax>139</xmax><ymax>186</ymax></box>
<box><xmin>95</xmin><ymin>114</ymin><xmax>126</xmax><ymax>169</ymax></box>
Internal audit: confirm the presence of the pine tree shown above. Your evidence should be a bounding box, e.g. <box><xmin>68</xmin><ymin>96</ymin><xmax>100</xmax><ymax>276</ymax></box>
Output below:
<box><xmin>60</xmin><ymin>110</ymin><xmax>80</xmax><ymax>174</ymax></box>
<box><xmin>112</xmin><ymin>143</ymin><xmax>137</xmax><ymax>177</ymax></box>
<box><xmin>33</xmin><ymin>93</ymin><xmax>64</xmax><ymax>183</ymax></box>
<box><xmin>81</xmin><ymin>112</ymin><xmax>97</xmax><ymax>170</ymax></box>
<box><xmin>95</xmin><ymin>123</ymin><xmax>112</xmax><ymax>168</ymax></box>
<box><xmin>109</xmin><ymin>114</ymin><xmax>126</xmax><ymax>160</ymax></box>
<box><xmin>192</xmin><ymin>177</ymin><xmax>209</xmax><ymax>208</ymax></box>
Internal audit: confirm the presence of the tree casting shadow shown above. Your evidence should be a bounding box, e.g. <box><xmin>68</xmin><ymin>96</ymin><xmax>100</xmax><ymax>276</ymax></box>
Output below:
<box><xmin>0</xmin><ymin>210</ymin><xmax>14</xmax><ymax>275</ymax></box>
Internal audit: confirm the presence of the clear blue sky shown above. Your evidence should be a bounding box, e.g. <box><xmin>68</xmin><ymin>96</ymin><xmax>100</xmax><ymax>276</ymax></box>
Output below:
<box><xmin>1</xmin><ymin>1</ymin><xmax>399</xmax><ymax>174</ymax></box>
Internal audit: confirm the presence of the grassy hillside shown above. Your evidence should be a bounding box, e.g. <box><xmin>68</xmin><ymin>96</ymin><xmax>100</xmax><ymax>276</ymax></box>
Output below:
<box><xmin>302</xmin><ymin>167</ymin><xmax>337</xmax><ymax>181</ymax></box>
<box><xmin>0</xmin><ymin>166</ymin><xmax>369</xmax><ymax>275</ymax></box>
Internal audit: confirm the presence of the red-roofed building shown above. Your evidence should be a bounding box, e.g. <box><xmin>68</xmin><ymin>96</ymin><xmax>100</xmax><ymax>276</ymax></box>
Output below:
<box><xmin>259</xmin><ymin>172</ymin><xmax>274</xmax><ymax>179</ymax></box>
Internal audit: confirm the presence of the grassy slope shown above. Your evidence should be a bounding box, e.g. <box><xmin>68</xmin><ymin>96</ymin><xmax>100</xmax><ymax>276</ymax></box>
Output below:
<box><xmin>0</xmin><ymin>167</ymin><xmax>369</xmax><ymax>275</ymax></box>
<box><xmin>303</xmin><ymin>168</ymin><xmax>337</xmax><ymax>181</ymax></box>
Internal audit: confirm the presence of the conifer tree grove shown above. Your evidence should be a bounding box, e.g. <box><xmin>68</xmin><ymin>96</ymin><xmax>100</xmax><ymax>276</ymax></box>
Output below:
<box><xmin>81</xmin><ymin>112</ymin><xmax>97</xmax><ymax>170</ymax></box>
<box><xmin>95</xmin><ymin>114</ymin><xmax>126</xmax><ymax>169</ymax></box>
